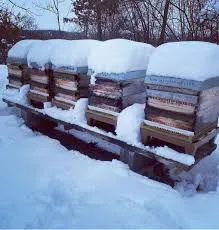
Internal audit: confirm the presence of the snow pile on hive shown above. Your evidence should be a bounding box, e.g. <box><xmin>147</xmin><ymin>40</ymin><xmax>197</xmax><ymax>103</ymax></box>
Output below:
<box><xmin>147</xmin><ymin>41</ymin><xmax>219</xmax><ymax>81</ymax></box>
<box><xmin>8</xmin><ymin>40</ymin><xmax>41</xmax><ymax>64</ymax></box>
<box><xmin>88</xmin><ymin>39</ymin><xmax>154</xmax><ymax>80</ymax></box>
<box><xmin>27</xmin><ymin>39</ymin><xmax>65</xmax><ymax>70</ymax></box>
<box><xmin>51</xmin><ymin>40</ymin><xmax>101</xmax><ymax>73</ymax></box>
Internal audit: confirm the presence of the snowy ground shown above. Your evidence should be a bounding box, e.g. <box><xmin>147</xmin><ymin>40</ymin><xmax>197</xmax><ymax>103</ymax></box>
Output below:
<box><xmin>0</xmin><ymin>65</ymin><xmax>219</xmax><ymax>228</ymax></box>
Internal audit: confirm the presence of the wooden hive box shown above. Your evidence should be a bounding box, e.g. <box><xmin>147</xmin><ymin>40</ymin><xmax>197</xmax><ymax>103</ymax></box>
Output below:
<box><xmin>6</xmin><ymin>59</ymin><xmax>30</xmax><ymax>90</ymax></box>
<box><xmin>52</xmin><ymin>67</ymin><xmax>90</xmax><ymax>110</ymax></box>
<box><xmin>89</xmin><ymin>71</ymin><xmax>146</xmax><ymax>113</ymax></box>
<box><xmin>144</xmin><ymin>75</ymin><xmax>219</xmax><ymax>136</ymax></box>
<box><xmin>28</xmin><ymin>63</ymin><xmax>53</xmax><ymax>109</ymax></box>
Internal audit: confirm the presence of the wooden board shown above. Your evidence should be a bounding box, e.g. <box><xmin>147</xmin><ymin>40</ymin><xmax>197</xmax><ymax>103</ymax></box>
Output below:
<box><xmin>86</xmin><ymin>109</ymin><xmax>117</xmax><ymax>126</ymax></box>
<box><xmin>55</xmin><ymin>78</ymin><xmax>78</xmax><ymax>91</ymax></box>
<box><xmin>141</xmin><ymin>123</ymin><xmax>218</xmax><ymax>155</ymax></box>
<box><xmin>3</xmin><ymin>97</ymin><xmax>217</xmax><ymax>170</ymax></box>
<box><xmin>145</xmin><ymin>106</ymin><xmax>195</xmax><ymax>131</ymax></box>
<box><xmin>53</xmin><ymin>71</ymin><xmax>90</xmax><ymax>88</ymax></box>
<box><xmin>8</xmin><ymin>67</ymin><xmax>22</xmax><ymax>78</ymax></box>
<box><xmin>28</xmin><ymin>91</ymin><xmax>50</xmax><ymax>103</ymax></box>
<box><xmin>89</xmin><ymin>95</ymin><xmax>121</xmax><ymax>112</ymax></box>
<box><xmin>52</xmin><ymin>98</ymin><xmax>75</xmax><ymax>110</ymax></box>
<box><xmin>30</xmin><ymin>75</ymin><xmax>49</xmax><ymax>84</ymax></box>
<box><xmin>145</xmin><ymin>75</ymin><xmax>202</xmax><ymax>92</ymax></box>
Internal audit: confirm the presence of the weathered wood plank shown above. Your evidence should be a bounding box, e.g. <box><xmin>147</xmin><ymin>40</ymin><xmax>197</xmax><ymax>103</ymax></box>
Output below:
<box><xmin>146</xmin><ymin>89</ymin><xmax>198</xmax><ymax>104</ymax></box>
<box><xmin>122</xmin><ymin>78</ymin><xmax>145</xmax><ymax>96</ymax></box>
<box><xmin>145</xmin><ymin>106</ymin><xmax>194</xmax><ymax>131</ymax></box>
<box><xmin>55</xmin><ymin>78</ymin><xmax>78</xmax><ymax>91</ymax></box>
<box><xmin>145</xmin><ymin>75</ymin><xmax>202</xmax><ymax>91</ymax></box>
<box><xmin>55</xmin><ymin>93</ymin><xmax>79</xmax><ymax>102</ymax></box>
<box><xmin>52</xmin><ymin>98</ymin><xmax>75</xmax><ymax>110</ymax></box>
<box><xmin>89</xmin><ymin>95</ymin><xmax>122</xmax><ymax>112</ymax></box>
<box><xmin>28</xmin><ymin>91</ymin><xmax>50</xmax><ymax>103</ymax></box>
<box><xmin>30</xmin><ymin>75</ymin><xmax>49</xmax><ymax>84</ymax></box>
<box><xmin>147</xmin><ymin>97</ymin><xmax>196</xmax><ymax>114</ymax></box>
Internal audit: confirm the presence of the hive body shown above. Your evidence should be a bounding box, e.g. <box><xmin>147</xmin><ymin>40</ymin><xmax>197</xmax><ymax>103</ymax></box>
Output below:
<box><xmin>89</xmin><ymin>74</ymin><xmax>146</xmax><ymax>113</ymax></box>
<box><xmin>145</xmin><ymin>75</ymin><xmax>219</xmax><ymax>135</ymax></box>
<box><xmin>52</xmin><ymin>68</ymin><xmax>90</xmax><ymax>110</ymax></box>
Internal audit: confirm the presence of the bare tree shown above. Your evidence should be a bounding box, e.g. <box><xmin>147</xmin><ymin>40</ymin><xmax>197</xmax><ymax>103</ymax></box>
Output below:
<box><xmin>34</xmin><ymin>0</ymin><xmax>66</xmax><ymax>31</ymax></box>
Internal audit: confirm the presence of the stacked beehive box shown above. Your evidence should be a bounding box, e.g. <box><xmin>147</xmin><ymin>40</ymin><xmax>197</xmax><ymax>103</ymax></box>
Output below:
<box><xmin>142</xmin><ymin>41</ymin><xmax>219</xmax><ymax>155</ymax></box>
<box><xmin>27</xmin><ymin>40</ymin><xmax>63</xmax><ymax>108</ymax></box>
<box><xmin>51</xmin><ymin>40</ymin><xmax>101</xmax><ymax>110</ymax></box>
<box><xmin>7</xmin><ymin>40</ymin><xmax>40</xmax><ymax>90</ymax></box>
<box><xmin>87</xmin><ymin>39</ymin><xmax>154</xmax><ymax>129</ymax></box>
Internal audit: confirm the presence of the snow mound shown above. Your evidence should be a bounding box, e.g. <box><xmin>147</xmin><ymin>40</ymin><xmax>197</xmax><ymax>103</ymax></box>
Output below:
<box><xmin>27</xmin><ymin>39</ymin><xmax>65</xmax><ymax>70</ymax></box>
<box><xmin>116</xmin><ymin>104</ymin><xmax>145</xmax><ymax>144</ymax></box>
<box><xmin>8</xmin><ymin>40</ymin><xmax>41</xmax><ymax>64</ymax></box>
<box><xmin>51</xmin><ymin>40</ymin><xmax>101</xmax><ymax>73</ymax></box>
<box><xmin>3</xmin><ymin>85</ymin><xmax>30</xmax><ymax>104</ymax></box>
<box><xmin>88</xmin><ymin>39</ymin><xmax>154</xmax><ymax>78</ymax></box>
<box><xmin>44</xmin><ymin>99</ymin><xmax>88</xmax><ymax>124</ymax></box>
<box><xmin>147</xmin><ymin>41</ymin><xmax>219</xmax><ymax>81</ymax></box>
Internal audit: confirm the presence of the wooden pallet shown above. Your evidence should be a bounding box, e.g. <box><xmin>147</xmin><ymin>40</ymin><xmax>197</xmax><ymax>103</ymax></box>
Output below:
<box><xmin>3</xmin><ymin>97</ymin><xmax>217</xmax><ymax>179</ymax></box>
<box><xmin>52</xmin><ymin>98</ymin><xmax>75</xmax><ymax>110</ymax></box>
<box><xmin>86</xmin><ymin>108</ymin><xmax>118</xmax><ymax>133</ymax></box>
<box><xmin>141</xmin><ymin>121</ymin><xmax>218</xmax><ymax>155</ymax></box>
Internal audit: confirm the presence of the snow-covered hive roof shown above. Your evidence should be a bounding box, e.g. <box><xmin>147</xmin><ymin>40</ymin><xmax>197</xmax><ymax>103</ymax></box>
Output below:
<box><xmin>7</xmin><ymin>40</ymin><xmax>41</xmax><ymax>65</ymax></box>
<box><xmin>50</xmin><ymin>39</ymin><xmax>101</xmax><ymax>73</ymax></box>
<box><xmin>88</xmin><ymin>39</ymin><xmax>155</xmax><ymax>80</ymax></box>
<box><xmin>27</xmin><ymin>39</ymin><xmax>66</xmax><ymax>70</ymax></box>
<box><xmin>146</xmin><ymin>41</ymin><xmax>219</xmax><ymax>82</ymax></box>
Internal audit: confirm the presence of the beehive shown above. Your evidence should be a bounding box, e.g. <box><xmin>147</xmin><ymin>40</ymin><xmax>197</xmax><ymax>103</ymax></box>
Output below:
<box><xmin>88</xmin><ymin>39</ymin><xmax>154</xmax><ymax>114</ymax></box>
<box><xmin>89</xmin><ymin>71</ymin><xmax>146</xmax><ymax>113</ymax></box>
<box><xmin>6</xmin><ymin>40</ymin><xmax>40</xmax><ymax>90</ymax></box>
<box><xmin>52</xmin><ymin>67</ymin><xmax>90</xmax><ymax>110</ymax></box>
<box><xmin>144</xmin><ymin>42</ymin><xmax>219</xmax><ymax>136</ymax></box>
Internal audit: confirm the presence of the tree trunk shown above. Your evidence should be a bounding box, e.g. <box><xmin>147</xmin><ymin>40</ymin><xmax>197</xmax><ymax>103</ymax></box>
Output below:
<box><xmin>158</xmin><ymin>0</ymin><xmax>170</xmax><ymax>44</ymax></box>
<box><xmin>96</xmin><ymin>4</ymin><xmax>103</xmax><ymax>40</ymax></box>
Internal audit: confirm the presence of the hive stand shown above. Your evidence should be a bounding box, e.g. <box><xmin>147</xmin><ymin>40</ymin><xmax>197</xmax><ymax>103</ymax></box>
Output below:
<box><xmin>140</xmin><ymin>122</ymin><xmax>218</xmax><ymax>156</ymax></box>
<box><xmin>86</xmin><ymin>107</ymin><xmax>118</xmax><ymax>133</ymax></box>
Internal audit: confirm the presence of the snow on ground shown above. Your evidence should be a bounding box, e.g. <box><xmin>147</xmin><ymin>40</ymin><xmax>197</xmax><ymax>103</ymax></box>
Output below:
<box><xmin>147</xmin><ymin>41</ymin><xmax>219</xmax><ymax>81</ymax></box>
<box><xmin>1</xmin><ymin>65</ymin><xmax>219</xmax><ymax>228</ymax></box>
